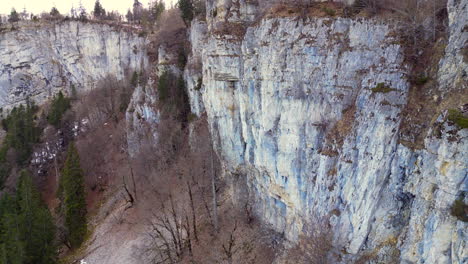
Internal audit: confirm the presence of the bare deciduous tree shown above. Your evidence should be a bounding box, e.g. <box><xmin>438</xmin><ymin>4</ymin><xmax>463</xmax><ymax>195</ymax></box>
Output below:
<box><xmin>222</xmin><ymin>221</ymin><xmax>238</xmax><ymax>264</ymax></box>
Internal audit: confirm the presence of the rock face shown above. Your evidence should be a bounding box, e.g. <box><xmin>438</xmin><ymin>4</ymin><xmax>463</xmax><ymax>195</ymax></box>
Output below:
<box><xmin>185</xmin><ymin>0</ymin><xmax>467</xmax><ymax>262</ymax></box>
<box><xmin>0</xmin><ymin>1</ymin><xmax>465</xmax><ymax>263</ymax></box>
<box><xmin>0</xmin><ymin>21</ymin><xmax>148</xmax><ymax>109</ymax></box>
<box><xmin>125</xmin><ymin>44</ymin><xmax>183</xmax><ymax>156</ymax></box>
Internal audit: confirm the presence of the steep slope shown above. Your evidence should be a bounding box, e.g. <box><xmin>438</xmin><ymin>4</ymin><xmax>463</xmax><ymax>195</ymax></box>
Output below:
<box><xmin>0</xmin><ymin>21</ymin><xmax>148</xmax><ymax>109</ymax></box>
<box><xmin>185</xmin><ymin>0</ymin><xmax>467</xmax><ymax>262</ymax></box>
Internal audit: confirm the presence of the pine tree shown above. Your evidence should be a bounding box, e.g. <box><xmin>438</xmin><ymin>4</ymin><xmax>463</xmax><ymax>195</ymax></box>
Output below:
<box><xmin>17</xmin><ymin>170</ymin><xmax>56</xmax><ymax>264</ymax></box>
<box><xmin>1</xmin><ymin>103</ymin><xmax>39</xmax><ymax>166</ymax></box>
<box><xmin>50</xmin><ymin>7</ymin><xmax>60</xmax><ymax>18</ymax></box>
<box><xmin>0</xmin><ymin>194</ymin><xmax>25</xmax><ymax>264</ymax></box>
<box><xmin>178</xmin><ymin>0</ymin><xmax>194</xmax><ymax>26</ymax></box>
<box><xmin>150</xmin><ymin>0</ymin><xmax>165</xmax><ymax>23</ymax></box>
<box><xmin>0</xmin><ymin>102</ymin><xmax>39</xmax><ymax>187</ymax></box>
<box><xmin>126</xmin><ymin>9</ymin><xmax>133</xmax><ymax>22</ymax></box>
<box><xmin>47</xmin><ymin>91</ymin><xmax>71</xmax><ymax>127</ymax></box>
<box><xmin>61</xmin><ymin>143</ymin><xmax>87</xmax><ymax>248</ymax></box>
<box><xmin>8</xmin><ymin>8</ymin><xmax>20</xmax><ymax>23</ymax></box>
<box><xmin>133</xmin><ymin>0</ymin><xmax>143</xmax><ymax>21</ymax></box>
<box><xmin>93</xmin><ymin>0</ymin><xmax>106</xmax><ymax>20</ymax></box>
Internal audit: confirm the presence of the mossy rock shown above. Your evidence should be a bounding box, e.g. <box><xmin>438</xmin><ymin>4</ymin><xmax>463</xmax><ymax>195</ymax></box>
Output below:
<box><xmin>447</xmin><ymin>109</ymin><xmax>468</xmax><ymax>129</ymax></box>
<box><xmin>371</xmin><ymin>83</ymin><xmax>395</xmax><ymax>93</ymax></box>
<box><xmin>187</xmin><ymin>113</ymin><xmax>197</xmax><ymax>122</ymax></box>
<box><xmin>413</xmin><ymin>75</ymin><xmax>430</xmax><ymax>85</ymax></box>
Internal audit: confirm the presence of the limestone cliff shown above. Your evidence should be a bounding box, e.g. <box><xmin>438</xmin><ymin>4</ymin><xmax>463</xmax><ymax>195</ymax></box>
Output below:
<box><xmin>0</xmin><ymin>1</ymin><xmax>466</xmax><ymax>263</ymax></box>
<box><xmin>185</xmin><ymin>0</ymin><xmax>467</xmax><ymax>263</ymax></box>
<box><xmin>0</xmin><ymin>21</ymin><xmax>148</xmax><ymax>109</ymax></box>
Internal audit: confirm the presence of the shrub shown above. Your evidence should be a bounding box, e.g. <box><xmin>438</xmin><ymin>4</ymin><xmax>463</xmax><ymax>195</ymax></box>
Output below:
<box><xmin>413</xmin><ymin>75</ymin><xmax>429</xmax><ymax>85</ymax></box>
<box><xmin>451</xmin><ymin>194</ymin><xmax>467</xmax><ymax>222</ymax></box>
<box><xmin>321</xmin><ymin>7</ymin><xmax>336</xmax><ymax>16</ymax></box>
<box><xmin>195</xmin><ymin>76</ymin><xmax>203</xmax><ymax>91</ymax></box>
<box><xmin>187</xmin><ymin>112</ymin><xmax>197</xmax><ymax>122</ymax></box>
<box><xmin>447</xmin><ymin>109</ymin><xmax>468</xmax><ymax>129</ymax></box>
<box><xmin>130</xmin><ymin>71</ymin><xmax>139</xmax><ymax>87</ymax></box>
<box><xmin>178</xmin><ymin>48</ymin><xmax>188</xmax><ymax>70</ymax></box>
<box><xmin>158</xmin><ymin>71</ymin><xmax>170</xmax><ymax>102</ymax></box>
<box><xmin>138</xmin><ymin>31</ymin><xmax>148</xmax><ymax>38</ymax></box>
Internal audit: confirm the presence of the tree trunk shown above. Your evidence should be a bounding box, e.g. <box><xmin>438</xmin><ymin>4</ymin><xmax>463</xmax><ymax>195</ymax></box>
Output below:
<box><xmin>187</xmin><ymin>181</ymin><xmax>198</xmax><ymax>241</ymax></box>
<box><xmin>210</xmin><ymin>147</ymin><xmax>218</xmax><ymax>232</ymax></box>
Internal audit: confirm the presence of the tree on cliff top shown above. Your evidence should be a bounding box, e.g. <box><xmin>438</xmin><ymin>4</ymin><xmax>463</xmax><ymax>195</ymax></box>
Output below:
<box><xmin>61</xmin><ymin>143</ymin><xmax>87</xmax><ymax>248</ymax></box>
<box><xmin>8</xmin><ymin>8</ymin><xmax>20</xmax><ymax>23</ymax></box>
<box><xmin>49</xmin><ymin>7</ymin><xmax>60</xmax><ymax>17</ymax></box>
<box><xmin>93</xmin><ymin>0</ymin><xmax>106</xmax><ymax>20</ymax></box>
<box><xmin>150</xmin><ymin>0</ymin><xmax>165</xmax><ymax>23</ymax></box>
<box><xmin>133</xmin><ymin>0</ymin><xmax>143</xmax><ymax>23</ymax></box>
<box><xmin>177</xmin><ymin>0</ymin><xmax>194</xmax><ymax>26</ymax></box>
<box><xmin>126</xmin><ymin>9</ymin><xmax>134</xmax><ymax>22</ymax></box>
<box><xmin>78</xmin><ymin>1</ymin><xmax>88</xmax><ymax>21</ymax></box>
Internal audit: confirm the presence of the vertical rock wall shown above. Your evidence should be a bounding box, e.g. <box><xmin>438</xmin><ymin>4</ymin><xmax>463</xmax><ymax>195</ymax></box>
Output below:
<box><xmin>0</xmin><ymin>21</ymin><xmax>148</xmax><ymax>109</ymax></box>
<box><xmin>185</xmin><ymin>0</ymin><xmax>467</xmax><ymax>262</ymax></box>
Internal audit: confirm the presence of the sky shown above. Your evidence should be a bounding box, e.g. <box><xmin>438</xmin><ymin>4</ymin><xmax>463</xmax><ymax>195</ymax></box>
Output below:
<box><xmin>0</xmin><ymin>0</ymin><xmax>176</xmax><ymax>16</ymax></box>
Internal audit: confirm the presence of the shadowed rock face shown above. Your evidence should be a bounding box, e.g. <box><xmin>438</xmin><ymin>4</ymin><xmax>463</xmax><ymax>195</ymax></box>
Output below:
<box><xmin>0</xmin><ymin>21</ymin><xmax>148</xmax><ymax>110</ymax></box>
<box><xmin>185</xmin><ymin>0</ymin><xmax>467</xmax><ymax>262</ymax></box>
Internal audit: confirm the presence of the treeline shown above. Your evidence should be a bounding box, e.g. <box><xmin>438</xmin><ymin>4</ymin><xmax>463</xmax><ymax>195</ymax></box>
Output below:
<box><xmin>0</xmin><ymin>0</ymin><xmax>207</xmax><ymax>28</ymax></box>
<box><xmin>0</xmin><ymin>0</ymin><xmax>167</xmax><ymax>25</ymax></box>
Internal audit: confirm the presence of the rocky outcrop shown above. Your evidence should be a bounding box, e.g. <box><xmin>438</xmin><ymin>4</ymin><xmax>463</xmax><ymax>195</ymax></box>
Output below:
<box><xmin>0</xmin><ymin>21</ymin><xmax>148</xmax><ymax>110</ymax></box>
<box><xmin>185</xmin><ymin>0</ymin><xmax>467</xmax><ymax>262</ymax></box>
<box><xmin>438</xmin><ymin>0</ymin><xmax>467</xmax><ymax>95</ymax></box>
<box><xmin>126</xmin><ymin>44</ymin><xmax>182</xmax><ymax>156</ymax></box>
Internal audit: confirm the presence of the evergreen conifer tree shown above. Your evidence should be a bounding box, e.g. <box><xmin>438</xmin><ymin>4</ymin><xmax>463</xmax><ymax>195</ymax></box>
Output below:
<box><xmin>0</xmin><ymin>194</ymin><xmax>24</xmax><ymax>264</ymax></box>
<box><xmin>61</xmin><ymin>143</ymin><xmax>87</xmax><ymax>248</ymax></box>
<box><xmin>47</xmin><ymin>91</ymin><xmax>71</xmax><ymax>127</ymax></box>
<box><xmin>8</xmin><ymin>9</ymin><xmax>20</xmax><ymax>23</ymax></box>
<box><xmin>93</xmin><ymin>0</ymin><xmax>106</xmax><ymax>19</ymax></box>
<box><xmin>178</xmin><ymin>0</ymin><xmax>194</xmax><ymax>26</ymax></box>
<box><xmin>50</xmin><ymin>7</ymin><xmax>60</xmax><ymax>18</ymax></box>
<box><xmin>17</xmin><ymin>170</ymin><xmax>56</xmax><ymax>264</ymax></box>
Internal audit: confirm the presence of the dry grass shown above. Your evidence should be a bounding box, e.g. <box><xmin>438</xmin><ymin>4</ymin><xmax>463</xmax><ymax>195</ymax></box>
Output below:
<box><xmin>212</xmin><ymin>22</ymin><xmax>247</xmax><ymax>40</ymax></box>
<box><xmin>282</xmin><ymin>219</ymin><xmax>335</xmax><ymax>264</ymax></box>
<box><xmin>263</xmin><ymin>2</ymin><xmax>346</xmax><ymax>19</ymax></box>
<box><xmin>323</xmin><ymin>105</ymin><xmax>356</xmax><ymax>153</ymax></box>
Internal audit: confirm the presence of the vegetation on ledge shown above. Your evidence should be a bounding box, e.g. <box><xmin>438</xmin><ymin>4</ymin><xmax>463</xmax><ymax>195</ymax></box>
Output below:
<box><xmin>371</xmin><ymin>83</ymin><xmax>396</xmax><ymax>93</ymax></box>
<box><xmin>447</xmin><ymin>109</ymin><xmax>468</xmax><ymax>129</ymax></box>
<box><xmin>451</xmin><ymin>193</ymin><xmax>468</xmax><ymax>222</ymax></box>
